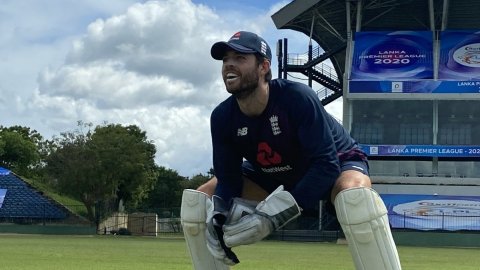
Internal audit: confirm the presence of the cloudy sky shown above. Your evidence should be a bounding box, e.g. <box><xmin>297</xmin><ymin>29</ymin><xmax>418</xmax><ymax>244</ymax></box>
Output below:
<box><xmin>0</xmin><ymin>0</ymin><xmax>342</xmax><ymax>177</ymax></box>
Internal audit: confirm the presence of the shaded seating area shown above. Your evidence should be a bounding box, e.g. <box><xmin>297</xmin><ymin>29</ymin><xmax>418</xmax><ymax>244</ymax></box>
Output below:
<box><xmin>399</xmin><ymin>123</ymin><xmax>432</xmax><ymax>145</ymax></box>
<box><xmin>0</xmin><ymin>168</ymin><xmax>66</xmax><ymax>220</ymax></box>
<box><xmin>438</xmin><ymin>124</ymin><xmax>472</xmax><ymax>145</ymax></box>
<box><xmin>351</xmin><ymin>122</ymin><xmax>383</xmax><ymax>144</ymax></box>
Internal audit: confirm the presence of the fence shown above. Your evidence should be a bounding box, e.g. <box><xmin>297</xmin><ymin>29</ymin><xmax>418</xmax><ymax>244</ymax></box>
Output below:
<box><xmin>2</xmin><ymin>205</ymin><xmax>480</xmax><ymax>236</ymax></box>
<box><xmin>389</xmin><ymin>213</ymin><xmax>480</xmax><ymax>231</ymax></box>
<box><xmin>98</xmin><ymin>211</ymin><xmax>181</xmax><ymax>236</ymax></box>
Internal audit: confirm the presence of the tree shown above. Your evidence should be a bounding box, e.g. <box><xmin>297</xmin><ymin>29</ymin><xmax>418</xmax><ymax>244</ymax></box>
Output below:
<box><xmin>89</xmin><ymin>124</ymin><xmax>157</xmax><ymax>210</ymax></box>
<box><xmin>0</xmin><ymin>127</ymin><xmax>40</xmax><ymax>176</ymax></box>
<box><xmin>139</xmin><ymin>166</ymin><xmax>185</xmax><ymax>211</ymax></box>
<box><xmin>46</xmin><ymin>123</ymin><xmax>157</xmax><ymax>222</ymax></box>
<box><xmin>183</xmin><ymin>173</ymin><xmax>211</xmax><ymax>190</ymax></box>
<box><xmin>45</xmin><ymin>125</ymin><xmax>97</xmax><ymax>220</ymax></box>
<box><xmin>0</xmin><ymin>125</ymin><xmax>43</xmax><ymax>146</ymax></box>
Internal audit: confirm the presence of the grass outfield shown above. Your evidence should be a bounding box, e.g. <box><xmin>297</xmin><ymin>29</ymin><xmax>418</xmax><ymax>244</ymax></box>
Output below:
<box><xmin>0</xmin><ymin>234</ymin><xmax>479</xmax><ymax>269</ymax></box>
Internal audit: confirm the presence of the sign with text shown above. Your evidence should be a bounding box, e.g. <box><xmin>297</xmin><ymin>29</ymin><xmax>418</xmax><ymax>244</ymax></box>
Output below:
<box><xmin>349</xmin><ymin>30</ymin><xmax>480</xmax><ymax>95</ymax></box>
<box><xmin>351</xmin><ymin>31</ymin><xmax>433</xmax><ymax>80</ymax></box>
<box><xmin>439</xmin><ymin>30</ymin><xmax>480</xmax><ymax>80</ymax></box>
<box><xmin>360</xmin><ymin>144</ymin><xmax>480</xmax><ymax>157</ymax></box>
<box><xmin>349</xmin><ymin>80</ymin><xmax>480</xmax><ymax>93</ymax></box>
<box><xmin>381</xmin><ymin>194</ymin><xmax>480</xmax><ymax>231</ymax></box>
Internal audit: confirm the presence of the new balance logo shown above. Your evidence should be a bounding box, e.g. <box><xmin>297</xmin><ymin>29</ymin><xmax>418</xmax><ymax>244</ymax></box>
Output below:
<box><xmin>237</xmin><ymin>127</ymin><xmax>248</xmax><ymax>136</ymax></box>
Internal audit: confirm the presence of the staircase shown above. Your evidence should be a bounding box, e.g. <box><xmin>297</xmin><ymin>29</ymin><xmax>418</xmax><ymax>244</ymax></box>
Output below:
<box><xmin>281</xmin><ymin>44</ymin><xmax>345</xmax><ymax>105</ymax></box>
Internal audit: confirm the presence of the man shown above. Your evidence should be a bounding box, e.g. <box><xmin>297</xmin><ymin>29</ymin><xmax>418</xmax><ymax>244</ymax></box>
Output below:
<box><xmin>181</xmin><ymin>31</ymin><xmax>402</xmax><ymax>270</ymax></box>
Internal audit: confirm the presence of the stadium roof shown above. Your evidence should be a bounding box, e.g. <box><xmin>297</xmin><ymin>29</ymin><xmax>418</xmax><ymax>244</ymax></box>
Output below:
<box><xmin>272</xmin><ymin>0</ymin><xmax>480</xmax><ymax>86</ymax></box>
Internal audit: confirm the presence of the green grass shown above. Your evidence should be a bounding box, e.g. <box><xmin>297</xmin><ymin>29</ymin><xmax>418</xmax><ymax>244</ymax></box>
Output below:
<box><xmin>0</xmin><ymin>234</ymin><xmax>479</xmax><ymax>269</ymax></box>
<box><xmin>21</xmin><ymin>177</ymin><xmax>88</xmax><ymax>217</ymax></box>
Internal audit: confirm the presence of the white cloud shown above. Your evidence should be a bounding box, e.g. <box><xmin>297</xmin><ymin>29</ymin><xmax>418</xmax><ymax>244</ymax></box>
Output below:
<box><xmin>28</xmin><ymin>0</ymin><xmax>255</xmax><ymax>176</ymax></box>
<box><xmin>38</xmin><ymin>62</ymin><xmax>199</xmax><ymax>109</ymax></box>
<box><xmin>1</xmin><ymin>0</ymin><xmax>343</xmax><ymax>177</ymax></box>
<box><xmin>0</xmin><ymin>0</ymin><xmax>143</xmax><ymax>131</ymax></box>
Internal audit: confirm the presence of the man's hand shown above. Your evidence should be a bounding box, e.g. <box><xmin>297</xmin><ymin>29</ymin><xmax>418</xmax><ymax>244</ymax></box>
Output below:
<box><xmin>206</xmin><ymin>195</ymin><xmax>240</xmax><ymax>265</ymax></box>
<box><xmin>223</xmin><ymin>185</ymin><xmax>301</xmax><ymax>247</ymax></box>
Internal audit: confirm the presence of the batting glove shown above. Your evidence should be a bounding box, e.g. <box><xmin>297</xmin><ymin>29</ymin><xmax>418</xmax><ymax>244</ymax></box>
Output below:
<box><xmin>223</xmin><ymin>185</ymin><xmax>301</xmax><ymax>247</ymax></box>
<box><xmin>206</xmin><ymin>195</ymin><xmax>240</xmax><ymax>265</ymax></box>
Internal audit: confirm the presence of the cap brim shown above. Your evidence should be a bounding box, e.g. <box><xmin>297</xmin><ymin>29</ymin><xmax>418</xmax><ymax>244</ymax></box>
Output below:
<box><xmin>210</xmin><ymin>42</ymin><xmax>256</xmax><ymax>60</ymax></box>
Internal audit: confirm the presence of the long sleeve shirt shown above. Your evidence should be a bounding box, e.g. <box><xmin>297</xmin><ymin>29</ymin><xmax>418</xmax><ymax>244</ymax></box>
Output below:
<box><xmin>210</xmin><ymin>79</ymin><xmax>358</xmax><ymax>210</ymax></box>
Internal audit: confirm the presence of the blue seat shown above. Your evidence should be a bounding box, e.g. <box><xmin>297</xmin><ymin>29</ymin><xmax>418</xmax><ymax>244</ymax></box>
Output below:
<box><xmin>0</xmin><ymin>172</ymin><xmax>66</xmax><ymax>219</ymax></box>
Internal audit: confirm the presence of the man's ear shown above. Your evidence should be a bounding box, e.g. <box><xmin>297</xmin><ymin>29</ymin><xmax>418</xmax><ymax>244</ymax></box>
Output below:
<box><xmin>260</xmin><ymin>59</ymin><xmax>271</xmax><ymax>74</ymax></box>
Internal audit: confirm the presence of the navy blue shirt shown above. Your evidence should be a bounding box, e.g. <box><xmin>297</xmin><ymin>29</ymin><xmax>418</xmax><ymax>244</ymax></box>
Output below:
<box><xmin>210</xmin><ymin>79</ymin><xmax>358</xmax><ymax>209</ymax></box>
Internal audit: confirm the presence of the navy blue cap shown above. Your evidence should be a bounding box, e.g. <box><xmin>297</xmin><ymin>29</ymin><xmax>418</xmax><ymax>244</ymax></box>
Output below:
<box><xmin>211</xmin><ymin>31</ymin><xmax>272</xmax><ymax>61</ymax></box>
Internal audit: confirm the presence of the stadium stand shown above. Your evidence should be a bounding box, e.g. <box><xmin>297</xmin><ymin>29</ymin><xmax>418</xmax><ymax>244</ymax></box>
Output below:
<box><xmin>399</xmin><ymin>123</ymin><xmax>432</xmax><ymax>145</ymax></box>
<box><xmin>351</xmin><ymin>122</ymin><xmax>383</xmax><ymax>144</ymax></box>
<box><xmin>271</xmin><ymin>0</ymin><xmax>480</xmax><ymax>237</ymax></box>
<box><xmin>0</xmin><ymin>167</ymin><xmax>66</xmax><ymax>220</ymax></box>
<box><xmin>438</xmin><ymin>123</ymin><xmax>472</xmax><ymax>145</ymax></box>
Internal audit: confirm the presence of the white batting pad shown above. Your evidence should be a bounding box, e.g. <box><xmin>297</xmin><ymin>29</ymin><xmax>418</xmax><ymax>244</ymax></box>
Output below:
<box><xmin>180</xmin><ymin>189</ymin><xmax>229</xmax><ymax>270</ymax></box>
<box><xmin>334</xmin><ymin>187</ymin><xmax>402</xmax><ymax>270</ymax></box>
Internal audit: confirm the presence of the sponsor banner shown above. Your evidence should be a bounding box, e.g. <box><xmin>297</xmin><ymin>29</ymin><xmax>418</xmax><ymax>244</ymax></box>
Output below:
<box><xmin>360</xmin><ymin>144</ymin><xmax>480</xmax><ymax>157</ymax></box>
<box><xmin>349</xmin><ymin>80</ymin><xmax>480</xmax><ymax>93</ymax></box>
<box><xmin>0</xmin><ymin>189</ymin><xmax>6</xmax><ymax>209</ymax></box>
<box><xmin>381</xmin><ymin>194</ymin><xmax>480</xmax><ymax>231</ymax></box>
<box><xmin>439</xmin><ymin>30</ymin><xmax>480</xmax><ymax>80</ymax></box>
<box><xmin>351</xmin><ymin>31</ymin><xmax>433</xmax><ymax>80</ymax></box>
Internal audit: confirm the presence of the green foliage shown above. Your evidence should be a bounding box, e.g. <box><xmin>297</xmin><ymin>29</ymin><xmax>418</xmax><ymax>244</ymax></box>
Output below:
<box><xmin>1</xmin><ymin>122</ymin><xmax>213</xmax><ymax>221</ymax></box>
<box><xmin>89</xmin><ymin>124</ymin><xmax>157</xmax><ymax>209</ymax></box>
<box><xmin>138</xmin><ymin>166</ymin><xmax>185</xmax><ymax>210</ymax></box>
<box><xmin>0</xmin><ymin>126</ymin><xmax>41</xmax><ymax>176</ymax></box>
<box><xmin>45</xmin><ymin>122</ymin><xmax>157</xmax><ymax>222</ymax></box>
<box><xmin>138</xmin><ymin>169</ymin><xmax>213</xmax><ymax>211</ymax></box>
<box><xmin>183</xmin><ymin>173</ymin><xmax>211</xmax><ymax>190</ymax></box>
<box><xmin>21</xmin><ymin>176</ymin><xmax>88</xmax><ymax>218</ymax></box>
<box><xmin>0</xmin><ymin>137</ymin><xmax>4</xmax><ymax>156</ymax></box>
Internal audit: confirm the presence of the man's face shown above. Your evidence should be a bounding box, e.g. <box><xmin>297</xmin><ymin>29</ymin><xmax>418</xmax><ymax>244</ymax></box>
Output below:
<box><xmin>221</xmin><ymin>50</ymin><xmax>260</xmax><ymax>99</ymax></box>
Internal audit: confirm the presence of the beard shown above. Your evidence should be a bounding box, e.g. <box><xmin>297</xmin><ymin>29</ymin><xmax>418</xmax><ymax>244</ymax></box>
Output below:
<box><xmin>224</xmin><ymin>68</ymin><xmax>259</xmax><ymax>100</ymax></box>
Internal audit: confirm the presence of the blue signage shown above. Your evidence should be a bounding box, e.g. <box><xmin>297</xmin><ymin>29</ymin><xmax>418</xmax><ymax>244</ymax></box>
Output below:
<box><xmin>349</xmin><ymin>30</ymin><xmax>480</xmax><ymax>95</ymax></box>
<box><xmin>349</xmin><ymin>80</ymin><xmax>480</xmax><ymax>93</ymax></box>
<box><xmin>439</xmin><ymin>30</ymin><xmax>480</xmax><ymax>80</ymax></box>
<box><xmin>351</xmin><ymin>31</ymin><xmax>433</xmax><ymax>80</ymax></box>
<box><xmin>360</xmin><ymin>144</ymin><xmax>480</xmax><ymax>157</ymax></box>
<box><xmin>381</xmin><ymin>194</ymin><xmax>480</xmax><ymax>231</ymax></box>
